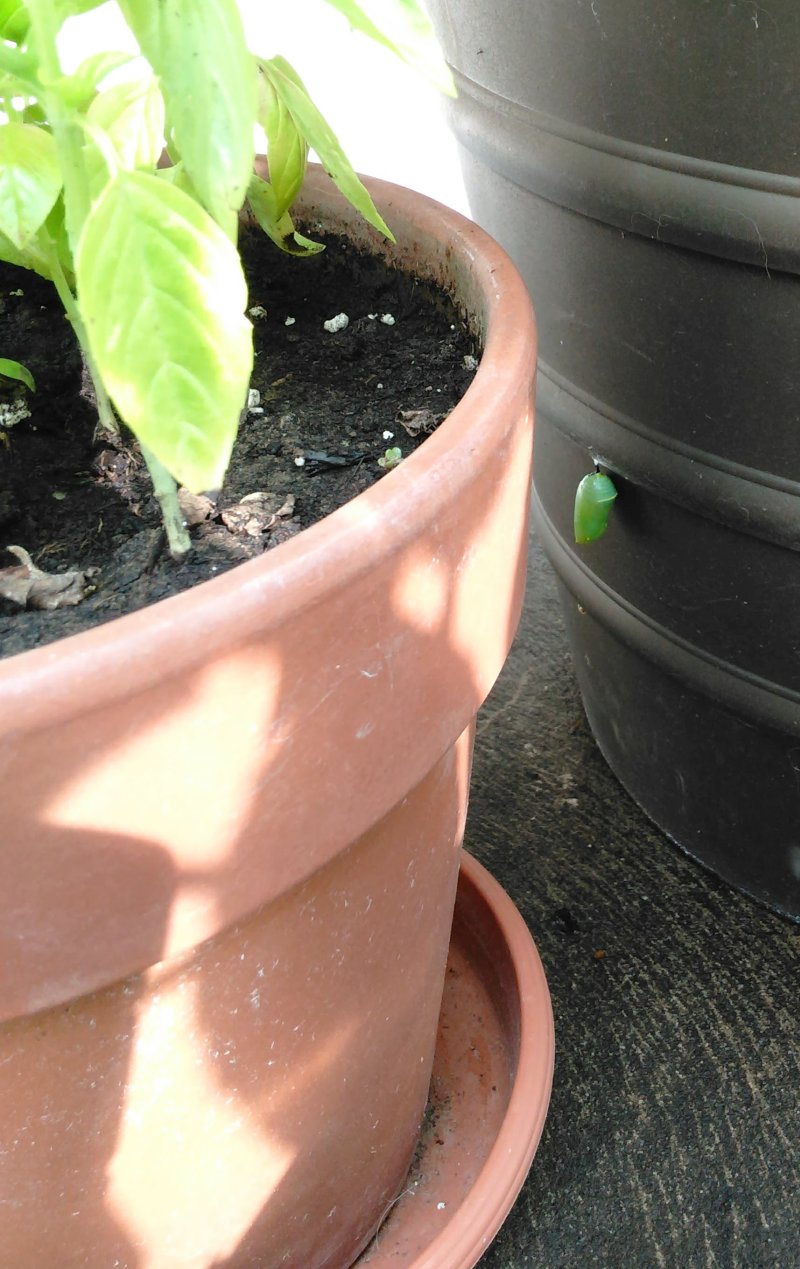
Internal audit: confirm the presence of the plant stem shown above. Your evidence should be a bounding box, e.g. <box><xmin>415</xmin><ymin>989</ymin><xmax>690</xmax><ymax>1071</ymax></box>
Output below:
<box><xmin>26</xmin><ymin>0</ymin><xmax>91</xmax><ymax>255</ymax></box>
<box><xmin>27</xmin><ymin>3</ymin><xmax>117</xmax><ymax>431</ymax></box>
<box><xmin>35</xmin><ymin>229</ymin><xmax>117</xmax><ymax>434</ymax></box>
<box><xmin>220</xmin><ymin>209</ymin><xmax>239</xmax><ymax>246</ymax></box>
<box><xmin>27</xmin><ymin>3</ymin><xmax>116</xmax><ymax>425</ymax></box>
<box><xmin>139</xmin><ymin>444</ymin><xmax>191</xmax><ymax>560</ymax></box>
<box><xmin>26</xmin><ymin>0</ymin><xmax>188</xmax><ymax>555</ymax></box>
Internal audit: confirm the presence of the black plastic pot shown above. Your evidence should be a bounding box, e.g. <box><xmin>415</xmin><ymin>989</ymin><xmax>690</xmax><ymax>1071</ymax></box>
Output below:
<box><xmin>429</xmin><ymin>0</ymin><xmax>800</xmax><ymax>919</ymax></box>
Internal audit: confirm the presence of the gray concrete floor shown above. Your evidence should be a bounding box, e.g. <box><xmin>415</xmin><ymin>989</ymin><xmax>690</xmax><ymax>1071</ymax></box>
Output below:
<box><xmin>467</xmin><ymin>532</ymin><xmax>800</xmax><ymax>1269</ymax></box>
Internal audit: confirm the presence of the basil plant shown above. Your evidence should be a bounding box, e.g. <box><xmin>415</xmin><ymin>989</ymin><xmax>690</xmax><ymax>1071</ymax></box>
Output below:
<box><xmin>0</xmin><ymin>0</ymin><xmax>452</xmax><ymax>555</ymax></box>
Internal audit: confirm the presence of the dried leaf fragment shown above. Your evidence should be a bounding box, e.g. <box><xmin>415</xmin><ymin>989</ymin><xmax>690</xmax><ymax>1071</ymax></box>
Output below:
<box><xmin>177</xmin><ymin>488</ymin><xmax>216</xmax><ymax>526</ymax></box>
<box><xmin>219</xmin><ymin>492</ymin><xmax>295</xmax><ymax>537</ymax></box>
<box><xmin>0</xmin><ymin>546</ymin><xmax>99</xmax><ymax>610</ymax></box>
<box><xmin>396</xmin><ymin>407</ymin><xmax>443</xmax><ymax>437</ymax></box>
<box><xmin>268</xmin><ymin>519</ymin><xmax>302</xmax><ymax>547</ymax></box>
<box><xmin>93</xmin><ymin>445</ymin><xmax>137</xmax><ymax>479</ymax></box>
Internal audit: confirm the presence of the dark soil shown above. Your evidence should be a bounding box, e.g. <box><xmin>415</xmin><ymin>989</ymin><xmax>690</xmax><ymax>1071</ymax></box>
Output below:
<box><xmin>0</xmin><ymin>225</ymin><xmax>477</xmax><ymax>660</ymax></box>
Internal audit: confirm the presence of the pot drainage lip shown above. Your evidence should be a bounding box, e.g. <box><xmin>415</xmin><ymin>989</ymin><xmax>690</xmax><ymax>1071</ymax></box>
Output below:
<box><xmin>356</xmin><ymin>850</ymin><xmax>554</xmax><ymax>1269</ymax></box>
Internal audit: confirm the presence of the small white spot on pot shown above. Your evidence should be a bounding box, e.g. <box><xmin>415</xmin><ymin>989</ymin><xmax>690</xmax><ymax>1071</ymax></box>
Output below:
<box><xmin>355</xmin><ymin>722</ymin><xmax>375</xmax><ymax>740</ymax></box>
<box><xmin>437</xmin><ymin>1202</ymin><xmax>446</xmax><ymax>1211</ymax></box>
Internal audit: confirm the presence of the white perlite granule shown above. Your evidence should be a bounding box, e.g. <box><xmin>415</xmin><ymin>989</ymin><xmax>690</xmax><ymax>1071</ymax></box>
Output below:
<box><xmin>323</xmin><ymin>313</ymin><xmax>349</xmax><ymax>334</ymax></box>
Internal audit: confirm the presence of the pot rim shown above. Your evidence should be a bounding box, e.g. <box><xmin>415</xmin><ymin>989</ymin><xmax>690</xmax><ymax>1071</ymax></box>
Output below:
<box><xmin>0</xmin><ymin>167</ymin><xmax>535</xmax><ymax>730</ymax></box>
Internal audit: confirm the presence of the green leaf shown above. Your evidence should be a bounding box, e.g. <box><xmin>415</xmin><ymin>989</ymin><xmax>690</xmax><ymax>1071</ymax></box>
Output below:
<box><xmin>55</xmin><ymin>51</ymin><xmax>137</xmax><ymax>110</ymax></box>
<box><xmin>0</xmin><ymin>123</ymin><xmax>62</xmax><ymax>250</ymax></box>
<box><xmin>155</xmin><ymin>160</ymin><xmax>200</xmax><ymax>202</ymax></box>
<box><xmin>43</xmin><ymin>195</ymin><xmax>75</xmax><ymax>282</ymax></box>
<box><xmin>75</xmin><ymin>170</ymin><xmax>253</xmax><ymax>491</ymax></box>
<box><xmin>117</xmin><ymin>0</ymin><xmax>257</xmax><ymax>233</ymax></box>
<box><xmin>257</xmin><ymin>69</ymin><xmax>308</xmax><ymax>219</ymax></box>
<box><xmin>0</xmin><ymin>0</ymin><xmax>30</xmax><ymax>42</ymax></box>
<box><xmin>21</xmin><ymin>103</ymin><xmax>47</xmax><ymax>126</ymax></box>
<box><xmin>251</xmin><ymin>71</ymin><xmax>320</xmax><ymax>254</ymax></box>
<box><xmin>0</xmin><ymin>204</ymin><xmax>75</xmax><ymax>286</ymax></box>
<box><xmin>0</xmin><ymin>42</ymin><xmax>38</xmax><ymax>93</ymax></box>
<box><xmin>0</xmin><ymin>357</ymin><xmax>34</xmax><ymax>391</ymax></box>
<box><xmin>0</xmin><ymin>227</ymin><xmax>52</xmax><ymax>279</ymax></box>
<box><xmin>259</xmin><ymin>57</ymin><xmax>394</xmax><ymax>242</ymax></box>
<box><xmin>320</xmin><ymin>0</ymin><xmax>456</xmax><ymax>95</ymax></box>
<box><xmin>0</xmin><ymin>199</ymin><xmax>72</xmax><ymax>283</ymax></box>
<box><xmin>87</xmin><ymin>76</ymin><xmax>165</xmax><ymax>171</ymax></box>
<box><xmin>0</xmin><ymin>71</ymin><xmax>36</xmax><ymax>101</ymax></box>
<box><xmin>80</xmin><ymin>131</ymin><xmax>116</xmax><ymax>208</ymax></box>
<box><xmin>55</xmin><ymin>0</ymin><xmax>108</xmax><ymax>17</ymax></box>
<box><xmin>247</xmin><ymin>174</ymin><xmax>325</xmax><ymax>257</ymax></box>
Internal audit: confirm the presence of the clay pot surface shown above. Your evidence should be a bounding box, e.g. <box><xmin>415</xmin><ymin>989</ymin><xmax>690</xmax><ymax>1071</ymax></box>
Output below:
<box><xmin>0</xmin><ymin>168</ymin><xmax>536</xmax><ymax>1267</ymax></box>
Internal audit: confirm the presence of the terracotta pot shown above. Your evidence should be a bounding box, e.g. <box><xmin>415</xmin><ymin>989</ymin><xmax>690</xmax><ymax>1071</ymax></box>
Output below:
<box><xmin>0</xmin><ymin>168</ymin><xmax>536</xmax><ymax>1268</ymax></box>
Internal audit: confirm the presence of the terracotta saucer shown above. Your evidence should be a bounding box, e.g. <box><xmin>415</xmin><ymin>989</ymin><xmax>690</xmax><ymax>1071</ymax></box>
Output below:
<box><xmin>356</xmin><ymin>851</ymin><xmax>555</xmax><ymax>1268</ymax></box>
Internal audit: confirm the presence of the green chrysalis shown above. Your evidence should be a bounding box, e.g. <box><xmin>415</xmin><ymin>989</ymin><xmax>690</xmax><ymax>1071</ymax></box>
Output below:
<box><xmin>574</xmin><ymin>470</ymin><xmax>618</xmax><ymax>544</ymax></box>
